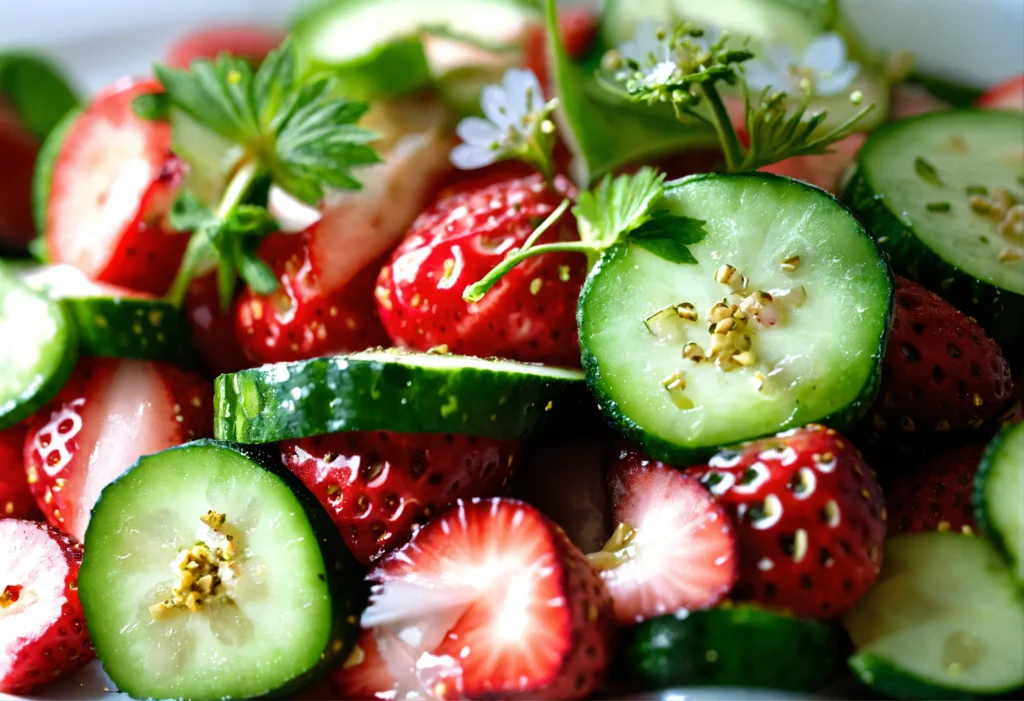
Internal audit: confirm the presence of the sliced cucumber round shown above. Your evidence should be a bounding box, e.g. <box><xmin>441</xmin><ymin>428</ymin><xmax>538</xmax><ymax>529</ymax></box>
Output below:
<box><xmin>843</xmin><ymin>532</ymin><xmax>1024</xmax><ymax>699</ymax></box>
<box><xmin>844</xmin><ymin>109</ymin><xmax>1024</xmax><ymax>357</ymax></box>
<box><xmin>0</xmin><ymin>261</ymin><xmax>76</xmax><ymax>429</ymax></box>
<box><xmin>579</xmin><ymin>173</ymin><xmax>892</xmax><ymax>464</ymax></box>
<box><xmin>31</xmin><ymin>106</ymin><xmax>80</xmax><ymax>239</ymax></box>
<box><xmin>624</xmin><ymin>604</ymin><xmax>842</xmax><ymax>692</ymax></box>
<box><xmin>215</xmin><ymin>349</ymin><xmax>586</xmax><ymax>444</ymax></box>
<box><xmin>975</xmin><ymin>422</ymin><xmax>1024</xmax><ymax>583</ymax></box>
<box><xmin>79</xmin><ymin>440</ymin><xmax>365</xmax><ymax>701</ymax></box>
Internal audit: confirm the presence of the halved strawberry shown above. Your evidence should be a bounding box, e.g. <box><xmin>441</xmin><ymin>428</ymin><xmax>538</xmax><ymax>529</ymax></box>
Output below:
<box><xmin>0</xmin><ymin>519</ymin><xmax>93</xmax><ymax>694</ymax></box>
<box><xmin>890</xmin><ymin>83</ymin><xmax>950</xmax><ymax>120</ymax></box>
<box><xmin>0</xmin><ymin>101</ymin><xmax>37</xmax><ymax>249</ymax></box>
<box><xmin>1</xmin><ymin>426</ymin><xmax>39</xmax><ymax>520</ymax></box>
<box><xmin>977</xmin><ymin>74</ymin><xmax>1024</xmax><ymax>110</ymax></box>
<box><xmin>885</xmin><ymin>441</ymin><xmax>983</xmax><ymax>536</ymax></box>
<box><xmin>329</xmin><ymin>630</ymin><xmax>395</xmax><ymax>701</ymax></box>
<box><xmin>759</xmin><ymin>133</ymin><xmax>865</xmax><ymax>194</ymax></box>
<box><xmin>23</xmin><ymin>359</ymin><xmax>212</xmax><ymax>541</ymax></box>
<box><xmin>340</xmin><ymin>498</ymin><xmax>615</xmax><ymax>700</ymax></box>
<box><xmin>280</xmin><ymin>431</ymin><xmax>519</xmax><ymax>564</ymax></box>
<box><xmin>589</xmin><ymin>447</ymin><xmax>737</xmax><ymax>625</ymax></box>
<box><xmin>689</xmin><ymin>425</ymin><xmax>886</xmax><ymax>619</ymax></box>
<box><xmin>186</xmin><ymin>272</ymin><xmax>250</xmax><ymax>376</ymax></box>
<box><xmin>46</xmin><ymin>77</ymin><xmax>186</xmax><ymax>295</ymax></box>
<box><xmin>165</xmin><ymin>25</ymin><xmax>285</xmax><ymax>69</ymax></box>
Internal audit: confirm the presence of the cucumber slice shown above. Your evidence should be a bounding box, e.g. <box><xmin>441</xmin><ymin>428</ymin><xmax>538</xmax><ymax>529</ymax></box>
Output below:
<box><xmin>31</xmin><ymin>106</ymin><xmax>80</xmax><ymax>238</ymax></box>
<box><xmin>624</xmin><ymin>605</ymin><xmax>842</xmax><ymax>692</ymax></box>
<box><xmin>18</xmin><ymin>264</ymin><xmax>188</xmax><ymax>361</ymax></box>
<box><xmin>215</xmin><ymin>349</ymin><xmax>586</xmax><ymax>444</ymax></box>
<box><xmin>975</xmin><ymin>422</ymin><xmax>1024</xmax><ymax>583</ymax></box>
<box><xmin>844</xmin><ymin>109</ymin><xmax>1024</xmax><ymax>357</ymax></box>
<box><xmin>79</xmin><ymin>440</ymin><xmax>364</xmax><ymax>701</ymax></box>
<box><xmin>843</xmin><ymin>533</ymin><xmax>1024</xmax><ymax>698</ymax></box>
<box><xmin>579</xmin><ymin>173</ymin><xmax>892</xmax><ymax>464</ymax></box>
<box><xmin>0</xmin><ymin>261</ymin><xmax>76</xmax><ymax>429</ymax></box>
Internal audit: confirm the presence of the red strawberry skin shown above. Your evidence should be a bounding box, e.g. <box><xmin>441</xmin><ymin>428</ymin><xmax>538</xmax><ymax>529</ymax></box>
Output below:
<box><xmin>47</xmin><ymin>77</ymin><xmax>186</xmax><ymax>295</ymax></box>
<box><xmin>871</xmin><ymin>276</ymin><xmax>1014</xmax><ymax>433</ymax></box>
<box><xmin>689</xmin><ymin>425</ymin><xmax>886</xmax><ymax>619</ymax></box>
<box><xmin>375</xmin><ymin>174</ymin><xmax>586</xmax><ymax>366</ymax></box>
<box><xmin>1</xmin><ymin>426</ymin><xmax>39</xmax><ymax>520</ymax></box>
<box><xmin>885</xmin><ymin>441</ymin><xmax>983</xmax><ymax>536</ymax></box>
<box><xmin>0</xmin><ymin>519</ymin><xmax>93</xmax><ymax>694</ymax></box>
<box><xmin>0</xmin><ymin>102</ymin><xmax>37</xmax><ymax>249</ymax></box>
<box><xmin>281</xmin><ymin>431</ymin><xmax>519</xmax><ymax>564</ymax></box>
<box><xmin>23</xmin><ymin>359</ymin><xmax>212</xmax><ymax>540</ymax></box>
<box><xmin>350</xmin><ymin>498</ymin><xmax>615</xmax><ymax>700</ymax></box>
<box><xmin>235</xmin><ymin>230</ymin><xmax>390</xmax><ymax>364</ymax></box>
<box><xmin>165</xmin><ymin>25</ymin><xmax>285</xmax><ymax>69</ymax></box>
<box><xmin>185</xmin><ymin>272</ymin><xmax>250</xmax><ymax>376</ymax></box>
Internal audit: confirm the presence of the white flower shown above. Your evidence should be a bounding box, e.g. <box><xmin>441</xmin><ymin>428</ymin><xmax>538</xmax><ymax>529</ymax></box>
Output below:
<box><xmin>450</xmin><ymin>68</ymin><xmax>548</xmax><ymax>170</ymax></box>
<box><xmin>618</xmin><ymin>18</ymin><xmax>679</xmax><ymax>87</ymax></box>
<box><xmin>744</xmin><ymin>33</ymin><xmax>860</xmax><ymax>97</ymax></box>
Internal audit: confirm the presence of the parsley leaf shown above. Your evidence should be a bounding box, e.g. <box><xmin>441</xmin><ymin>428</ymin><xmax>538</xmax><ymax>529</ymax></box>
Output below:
<box><xmin>573</xmin><ymin>167</ymin><xmax>668</xmax><ymax>248</ymax></box>
<box><xmin>630</xmin><ymin>210</ymin><xmax>707</xmax><ymax>264</ymax></box>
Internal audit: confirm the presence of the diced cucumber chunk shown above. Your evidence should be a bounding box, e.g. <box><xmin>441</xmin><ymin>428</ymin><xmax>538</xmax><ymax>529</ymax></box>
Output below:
<box><xmin>580</xmin><ymin>173</ymin><xmax>891</xmax><ymax>464</ymax></box>
<box><xmin>976</xmin><ymin>422</ymin><xmax>1024</xmax><ymax>583</ymax></box>
<box><xmin>80</xmin><ymin>440</ymin><xmax>364</xmax><ymax>701</ymax></box>
<box><xmin>0</xmin><ymin>261</ymin><xmax>76</xmax><ymax>428</ymax></box>
<box><xmin>843</xmin><ymin>533</ymin><xmax>1024</xmax><ymax>698</ymax></box>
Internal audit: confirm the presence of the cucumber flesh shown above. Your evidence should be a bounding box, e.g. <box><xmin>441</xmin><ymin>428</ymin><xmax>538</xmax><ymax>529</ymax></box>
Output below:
<box><xmin>976</xmin><ymin>422</ymin><xmax>1024</xmax><ymax>583</ymax></box>
<box><xmin>579</xmin><ymin>173</ymin><xmax>891</xmax><ymax>464</ymax></box>
<box><xmin>79</xmin><ymin>440</ymin><xmax>364</xmax><ymax>701</ymax></box>
<box><xmin>624</xmin><ymin>605</ymin><xmax>841</xmax><ymax>692</ymax></box>
<box><xmin>215</xmin><ymin>349</ymin><xmax>586</xmax><ymax>444</ymax></box>
<box><xmin>0</xmin><ymin>261</ymin><xmax>76</xmax><ymax>429</ymax></box>
<box><xmin>843</xmin><ymin>533</ymin><xmax>1024</xmax><ymax>698</ymax></box>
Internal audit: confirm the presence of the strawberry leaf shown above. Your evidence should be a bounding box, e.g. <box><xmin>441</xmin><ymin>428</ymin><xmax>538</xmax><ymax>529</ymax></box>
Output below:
<box><xmin>573</xmin><ymin>167</ymin><xmax>668</xmax><ymax>248</ymax></box>
<box><xmin>630</xmin><ymin>211</ymin><xmax>707</xmax><ymax>265</ymax></box>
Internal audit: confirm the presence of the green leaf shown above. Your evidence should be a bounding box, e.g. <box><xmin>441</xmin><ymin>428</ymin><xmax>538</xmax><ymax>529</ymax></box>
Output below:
<box><xmin>236</xmin><ymin>248</ymin><xmax>279</xmax><ymax>294</ymax></box>
<box><xmin>631</xmin><ymin>236</ymin><xmax>699</xmax><ymax>264</ymax></box>
<box><xmin>168</xmin><ymin>191</ymin><xmax>217</xmax><ymax>233</ymax></box>
<box><xmin>0</xmin><ymin>53</ymin><xmax>79</xmax><ymax>142</ymax></box>
<box><xmin>131</xmin><ymin>92</ymin><xmax>170</xmax><ymax>121</ymax></box>
<box><xmin>572</xmin><ymin>167</ymin><xmax>667</xmax><ymax>247</ymax></box>
<box><xmin>629</xmin><ymin>211</ymin><xmax>707</xmax><ymax>265</ymax></box>
<box><xmin>225</xmin><ymin>205</ymin><xmax>278</xmax><ymax>240</ymax></box>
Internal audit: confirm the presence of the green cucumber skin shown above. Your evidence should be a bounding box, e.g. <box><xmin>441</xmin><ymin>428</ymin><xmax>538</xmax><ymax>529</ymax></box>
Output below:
<box><xmin>849</xmin><ymin>652</ymin><xmax>1014</xmax><ymax>700</ymax></box>
<box><xmin>579</xmin><ymin>174</ymin><xmax>893</xmax><ymax>465</ymax></box>
<box><xmin>82</xmin><ymin>439</ymin><xmax>366</xmax><ymax>701</ymax></box>
<box><xmin>31</xmin><ymin>106</ymin><xmax>80</xmax><ymax>240</ymax></box>
<box><xmin>215</xmin><ymin>354</ymin><xmax>587</xmax><ymax>444</ymax></box>
<box><xmin>974</xmin><ymin>422</ymin><xmax>1024</xmax><ymax>581</ymax></box>
<box><xmin>624</xmin><ymin>606</ymin><xmax>842</xmax><ymax>692</ymax></box>
<box><xmin>63</xmin><ymin>297</ymin><xmax>188</xmax><ymax>361</ymax></box>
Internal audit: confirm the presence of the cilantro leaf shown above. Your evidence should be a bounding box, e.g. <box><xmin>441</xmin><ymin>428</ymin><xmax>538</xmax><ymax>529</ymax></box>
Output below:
<box><xmin>573</xmin><ymin>167</ymin><xmax>668</xmax><ymax>248</ymax></box>
<box><xmin>630</xmin><ymin>211</ymin><xmax>707</xmax><ymax>264</ymax></box>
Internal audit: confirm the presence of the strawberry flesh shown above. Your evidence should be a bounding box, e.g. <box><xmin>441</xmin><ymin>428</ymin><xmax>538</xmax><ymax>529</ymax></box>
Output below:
<box><xmin>342</xmin><ymin>498</ymin><xmax>616</xmax><ymax>700</ymax></box>
<box><xmin>0</xmin><ymin>519</ymin><xmax>93</xmax><ymax>694</ymax></box>
<box><xmin>375</xmin><ymin>174</ymin><xmax>585</xmax><ymax>366</ymax></box>
<box><xmin>689</xmin><ymin>425</ymin><xmax>886</xmax><ymax>619</ymax></box>
<box><xmin>165</xmin><ymin>25</ymin><xmax>285</xmax><ymax>69</ymax></box>
<box><xmin>885</xmin><ymin>441</ymin><xmax>983</xmax><ymax>536</ymax></box>
<box><xmin>280</xmin><ymin>431</ymin><xmax>519</xmax><ymax>564</ymax></box>
<box><xmin>592</xmin><ymin>448</ymin><xmax>737</xmax><ymax>625</ymax></box>
<box><xmin>871</xmin><ymin>276</ymin><xmax>1014</xmax><ymax>433</ymax></box>
<box><xmin>23</xmin><ymin>359</ymin><xmax>212</xmax><ymax>541</ymax></box>
<box><xmin>759</xmin><ymin>133</ymin><xmax>865</xmax><ymax>194</ymax></box>
<box><xmin>2</xmin><ymin>426</ymin><xmax>39</xmax><ymax>521</ymax></box>
<box><xmin>330</xmin><ymin>630</ymin><xmax>396</xmax><ymax>701</ymax></box>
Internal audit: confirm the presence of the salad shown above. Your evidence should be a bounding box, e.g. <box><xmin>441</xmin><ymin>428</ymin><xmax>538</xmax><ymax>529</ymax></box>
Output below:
<box><xmin>1</xmin><ymin>0</ymin><xmax>1023</xmax><ymax>699</ymax></box>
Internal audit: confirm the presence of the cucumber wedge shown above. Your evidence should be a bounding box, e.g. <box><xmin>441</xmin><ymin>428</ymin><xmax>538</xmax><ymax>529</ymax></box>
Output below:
<box><xmin>844</xmin><ymin>109</ymin><xmax>1024</xmax><ymax>357</ymax></box>
<box><xmin>0</xmin><ymin>261</ymin><xmax>76</xmax><ymax>429</ymax></box>
<box><xmin>579</xmin><ymin>173</ymin><xmax>892</xmax><ymax>464</ymax></box>
<box><xmin>79</xmin><ymin>440</ymin><xmax>364</xmax><ymax>701</ymax></box>
<box><xmin>215</xmin><ymin>349</ymin><xmax>586</xmax><ymax>444</ymax></box>
<box><xmin>624</xmin><ymin>605</ymin><xmax>842</xmax><ymax>692</ymax></box>
<box><xmin>843</xmin><ymin>533</ymin><xmax>1024</xmax><ymax>699</ymax></box>
<box><xmin>975</xmin><ymin>422</ymin><xmax>1024</xmax><ymax>583</ymax></box>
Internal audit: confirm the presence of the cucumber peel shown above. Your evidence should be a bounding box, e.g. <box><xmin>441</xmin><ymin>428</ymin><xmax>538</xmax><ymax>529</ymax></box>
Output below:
<box><xmin>975</xmin><ymin>422</ymin><xmax>1024</xmax><ymax>584</ymax></box>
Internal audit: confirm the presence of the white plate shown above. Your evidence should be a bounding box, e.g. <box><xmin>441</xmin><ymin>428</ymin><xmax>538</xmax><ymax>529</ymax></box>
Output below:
<box><xmin>2</xmin><ymin>0</ymin><xmax>1021</xmax><ymax>700</ymax></box>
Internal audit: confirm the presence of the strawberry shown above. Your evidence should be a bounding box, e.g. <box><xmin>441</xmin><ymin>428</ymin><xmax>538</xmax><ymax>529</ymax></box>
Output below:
<box><xmin>23</xmin><ymin>359</ymin><xmax>212</xmax><ymax>541</ymax></box>
<box><xmin>46</xmin><ymin>77</ymin><xmax>186</xmax><ymax>295</ymax></box>
<box><xmin>1</xmin><ymin>426</ymin><xmax>39</xmax><ymax>520</ymax></box>
<box><xmin>759</xmin><ymin>133</ymin><xmax>865</xmax><ymax>194</ymax></box>
<box><xmin>870</xmin><ymin>276</ymin><xmax>1015</xmax><ymax>433</ymax></box>
<box><xmin>165</xmin><ymin>25</ymin><xmax>285</xmax><ymax>69</ymax></box>
<box><xmin>329</xmin><ymin>630</ymin><xmax>395</xmax><ymax>701</ymax></box>
<box><xmin>280</xmin><ymin>431</ymin><xmax>519</xmax><ymax>564</ymax></box>
<box><xmin>689</xmin><ymin>425</ymin><xmax>886</xmax><ymax>619</ymax></box>
<box><xmin>0</xmin><ymin>519</ymin><xmax>93</xmax><ymax>694</ymax></box>
<box><xmin>0</xmin><ymin>101</ymin><xmax>37</xmax><ymax>249</ymax></box>
<box><xmin>525</xmin><ymin>6</ymin><xmax>599</xmax><ymax>95</ymax></box>
<box><xmin>977</xmin><ymin>74</ymin><xmax>1024</xmax><ymax>110</ymax></box>
<box><xmin>185</xmin><ymin>272</ymin><xmax>250</xmax><ymax>376</ymax></box>
<box><xmin>340</xmin><ymin>498</ymin><xmax>616</xmax><ymax>700</ymax></box>
<box><xmin>885</xmin><ymin>441</ymin><xmax>983</xmax><ymax>536</ymax></box>
<box><xmin>375</xmin><ymin>174</ymin><xmax>586</xmax><ymax>365</ymax></box>
<box><xmin>589</xmin><ymin>447</ymin><xmax>737</xmax><ymax>625</ymax></box>
<box><xmin>890</xmin><ymin>83</ymin><xmax>950</xmax><ymax>120</ymax></box>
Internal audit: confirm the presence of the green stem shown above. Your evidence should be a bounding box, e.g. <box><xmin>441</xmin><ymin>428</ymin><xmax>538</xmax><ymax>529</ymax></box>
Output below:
<box><xmin>463</xmin><ymin>241</ymin><xmax>593</xmax><ymax>303</ymax></box>
<box><xmin>701</xmin><ymin>81</ymin><xmax>745</xmax><ymax>172</ymax></box>
<box><xmin>217</xmin><ymin>160</ymin><xmax>261</xmax><ymax>219</ymax></box>
<box><xmin>521</xmin><ymin>197</ymin><xmax>571</xmax><ymax>252</ymax></box>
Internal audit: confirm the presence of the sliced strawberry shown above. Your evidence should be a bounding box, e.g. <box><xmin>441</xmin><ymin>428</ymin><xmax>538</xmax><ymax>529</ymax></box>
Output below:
<box><xmin>23</xmin><ymin>359</ymin><xmax>212</xmax><ymax>541</ymax></box>
<box><xmin>342</xmin><ymin>498</ymin><xmax>615</xmax><ymax>700</ymax></box>
<box><xmin>0</xmin><ymin>101</ymin><xmax>37</xmax><ymax>249</ymax></box>
<box><xmin>375</xmin><ymin>173</ymin><xmax>586</xmax><ymax>365</ymax></box>
<box><xmin>890</xmin><ymin>83</ymin><xmax>950</xmax><ymax>120</ymax></box>
<box><xmin>525</xmin><ymin>6</ymin><xmax>599</xmax><ymax>95</ymax></box>
<box><xmin>589</xmin><ymin>448</ymin><xmax>737</xmax><ymax>625</ymax></box>
<box><xmin>885</xmin><ymin>441</ymin><xmax>983</xmax><ymax>536</ymax></box>
<box><xmin>977</xmin><ymin>74</ymin><xmax>1024</xmax><ymax>110</ymax></box>
<box><xmin>0</xmin><ymin>519</ymin><xmax>92</xmax><ymax>694</ymax></box>
<box><xmin>759</xmin><ymin>133</ymin><xmax>865</xmax><ymax>194</ymax></box>
<box><xmin>690</xmin><ymin>425</ymin><xmax>886</xmax><ymax>619</ymax></box>
<box><xmin>280</xmin><ymin>431</ymin><xmax>519</xmax><ymax>564</ymax></box>
<box><xmin>186</xmin><ymin>272</ymin><xmax>250</xmax><ymax>376</ymax></box>
<box><xmin>46</xmin><ymin>77</ymin><xmax>186</xmax><ymax>295</ymax></box>
<box><xmin>329</xmin><ymin>630</ymin><xmax>395</xmax><ymax>701</ymax></box>
<box><xmin>870</xmin><ymin>276</ymin><xmax>1015</xmax><ymax>433</ymax></box>
<box><xmin>165</xmin><ymin>25</ymin><xmax>285</xmax><ymax>69</ymax></box>
<box><xmin>1</xmin><ymin>426</ymin><xmax>39</xmax><ymax>520</ymax></box>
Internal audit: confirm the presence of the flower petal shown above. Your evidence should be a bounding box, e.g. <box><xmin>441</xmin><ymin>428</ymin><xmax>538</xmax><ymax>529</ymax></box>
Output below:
<box><xmin>620</xmin><ymin>18</ymin><xmax>664</xmax><ymax>67</ymax></box>
<box><xmin>816</xmin><ymin>61</ymin><xmax>860</xmax><ymax>96</ymax></box>
<box><xmin>450</xmin><ymin>143</ymin><xmax>498</xmax><ymax>170</ymax></box>
<box><xmin>502</xmin><ymin>68</ymin><xmax>530</xmax><ymax>122</ymax></box>
<box><xmin>521</xmin><ymin>69</ymin><xmax>546</xmax><ymax>114</ymax></box>
<box><xmin>480</xmin><ymin>83</ymin><xmax>515</xmax><ymax>130</ymax></box>
<box><xmin>456</xmin><ymin>116</ymin><xmax>502</xmax><ymax>146</ymax></box>
<box><xmin>768</xmin><ymin>42</ymin><xmax>797</xmax><ymax>70</ymax></box>
<box><xmin>744</xmin><ymin>60</ymin><xmax>784</xmax><ymax>91</ymax></box>
<box><xmin>802</xmin><ymin>33</ymin><xmax>847</xmax><ymax>73</ymax></box>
